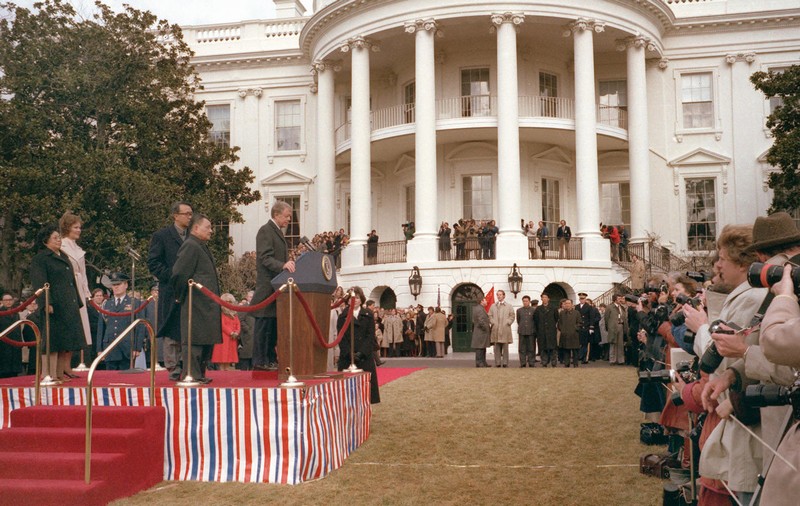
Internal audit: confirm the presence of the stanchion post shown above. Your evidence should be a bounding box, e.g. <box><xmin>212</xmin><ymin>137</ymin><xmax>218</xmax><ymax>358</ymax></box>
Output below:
<box><xmin>153</xmin><ymin>291</ymin><xmax>166</xmax><ymax>371</ymax></box>
<box><xmin>74</xmin><ymin>348</ymin><xmax>89</xmax><ymax>371</ymax></box>
<box><xmin>177</xmin><ymin>280</ymin><xmax>200</xmax><ymax>387</ymax></box>
<box><xmin>40</xmin><ymin>283</ymin><xmax>59</xmax><ymax>386</ymax></box>
<box><xmin>345</xmin><ymin>292</ymin><xmax>362</xmax><ymax>374</ymax></box>
<box><xmin>281</xmin><ymin>279</ymin><xmax>304</xmax><ymax>388</ymax></box>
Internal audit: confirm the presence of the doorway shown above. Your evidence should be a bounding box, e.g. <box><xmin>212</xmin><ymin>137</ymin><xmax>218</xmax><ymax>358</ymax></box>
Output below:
<box><xmin>451</xmin><ymin>283</ymin><xmax>485</xmax><ymax>352</ymax></box>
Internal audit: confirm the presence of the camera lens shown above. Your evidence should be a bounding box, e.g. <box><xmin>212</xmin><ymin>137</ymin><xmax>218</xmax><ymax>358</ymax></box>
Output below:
<box><xmin>699</xmin><ymin>343</ymin><xmax>724</xmax><ymax>374</ymax></box>
<box><xmin>743</xmin><ymin>384</ymin><xmax>792</xmax><ymax>408</ymax></box>
<box><xmin>747</xmin><ymin>262</ymin><xmax>800</xmax><ymax>294</ymax></box>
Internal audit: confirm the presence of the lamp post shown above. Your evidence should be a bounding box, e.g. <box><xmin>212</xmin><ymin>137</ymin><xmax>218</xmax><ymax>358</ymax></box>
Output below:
<box><xmin>409</xmin><ymin>266</ymin><xmax>422</xmax><ymax>300</ymax></box>
<box><xmin>508</xmin><ymin>263</ymin><xmax>523</xmax><ymax>298</ymax></box>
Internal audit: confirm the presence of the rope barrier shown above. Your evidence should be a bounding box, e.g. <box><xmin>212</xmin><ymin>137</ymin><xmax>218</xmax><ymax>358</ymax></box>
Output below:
<box><xmin>0</xmin><ymin>288</ymin><xmax>45</xmax><ymax>317</ymax></box>
<box><xmin>294</xmin><ymin>291</ymin><xmax>356</xmax><ymax>349</ymax></box>
<box><xmin>195</xmin><ymin>283</ymin><xmax>283</xmax><ymax>312</ymax></box>
<box><xmin>330</xmin><ymin>297</ymin><xmax>347</xmax><ymax>310</ymax></box>
<box><xmin>0</xmin><ymin>335</ymin><xmax>36</xmax><ymax>348</ymax></box>
<box><xmin>88</xmin><ymin>296</ymin><xmax>153</xmax><ymax>317</ymax></box>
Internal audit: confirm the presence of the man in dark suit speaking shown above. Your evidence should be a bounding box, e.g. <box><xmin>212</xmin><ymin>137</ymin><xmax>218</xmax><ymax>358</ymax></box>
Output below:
<box><xmin>251</xmin><ymin>201</ymin><xmax>296</xmax><ymax>370</ymax></box>
<box><xmin>147</xmin><ymin>201</ymin><xmax>192</xmax><ymax>380</ymax></box>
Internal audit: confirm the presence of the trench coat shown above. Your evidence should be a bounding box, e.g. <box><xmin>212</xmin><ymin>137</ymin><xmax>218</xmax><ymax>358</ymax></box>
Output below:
<box><xmin>170</xmin><ymin>235</ymin><xmax>222</xmax><ymax>347</ymax></box>
<box><xmin>471</xmin><ymin>305</ymin><xmax>491</xmax><ymax>349</ymax></box>
<box><xmin>489</xmin><ymin>302</ymin><xmax>514</xmax><ymax>344</ymax></box>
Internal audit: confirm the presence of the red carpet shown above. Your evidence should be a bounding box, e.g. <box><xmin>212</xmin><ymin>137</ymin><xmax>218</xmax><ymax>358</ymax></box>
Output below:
<box><xmin>377</xmin><ymin>367</ymin><xmax>424</xmax><ymax>386</ymax></box>
<box><xmin>0</xmin><ymin>405</ymin><xmax>165</xmax><ymax>506</ymax></box>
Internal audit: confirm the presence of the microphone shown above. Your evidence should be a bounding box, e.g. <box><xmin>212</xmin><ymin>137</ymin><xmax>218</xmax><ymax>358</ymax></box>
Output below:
<box><xmin>299</xmin><ymin>236</ymin><xmax>317</xmax><ymax>252</ymax></box>
<box><xmin>126</xmin><ymin>246</ymin><xmax>141</xmax><ymax>262</ymax></box>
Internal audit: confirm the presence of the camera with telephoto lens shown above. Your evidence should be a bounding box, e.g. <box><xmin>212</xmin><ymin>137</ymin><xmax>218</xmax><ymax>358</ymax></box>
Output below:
<box><xmin>743</xmin><ymin>379</ymin><xmax>800</xmax><ymax>420</ymax></box>
<box><xmin>638</xmin><ymin>360</ymin><xmax>698</xmax><ymax>386</ymax></box>
<box><xmin>747</xmin><ymin>262</ymin><xmax>800</xmax><ymax>295</ymax></box>
<box><xmin>698</xmin><ymin>320</ymin><xmax>741</xmax><ymax>374</ymax></box>
<box><xmin>669</xmin><ymin>294</ymin><xmax>702</xmax><ymax>327</ymax></box>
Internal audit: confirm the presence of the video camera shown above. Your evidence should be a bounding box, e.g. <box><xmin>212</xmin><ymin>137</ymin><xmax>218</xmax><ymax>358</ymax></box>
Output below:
<box><xmin>747</xmin><ymin>262</ymin><xmax>800</xmax><ymax>295</ymax></box>
<box><xmin>698</xmin><ymin>320</ymin><xmax>741</xmax><ymax>374</ymax></box>
<box><xmin>743</xmin><ymin>379</ymin><xmax>800</xmax><ymax>420</ymax></box>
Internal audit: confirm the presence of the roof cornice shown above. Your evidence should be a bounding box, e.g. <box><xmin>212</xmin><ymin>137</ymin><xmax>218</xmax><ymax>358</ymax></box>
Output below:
<box><xmin>668</xmin><ymin>8</ymin><xmax>800</xmax><ymax>34</ymax></box>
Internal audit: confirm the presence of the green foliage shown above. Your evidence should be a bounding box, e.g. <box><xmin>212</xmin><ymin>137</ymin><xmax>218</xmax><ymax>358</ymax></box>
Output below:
<box><xmin>751</xmin><ymin>65</ymin><xmax>800</xmax><ymax>213</ymax></box>
<box><xmin>0</xmin><ymin>0</ymin><xmax>260</xmax><ymax>294</ymax></box>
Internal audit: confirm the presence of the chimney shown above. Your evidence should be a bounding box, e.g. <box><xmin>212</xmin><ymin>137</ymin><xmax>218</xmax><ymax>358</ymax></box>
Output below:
<box><xmin>274</xmin><ymin>0</ymin><xmax>307</xmax><ymax>18</ymax></box>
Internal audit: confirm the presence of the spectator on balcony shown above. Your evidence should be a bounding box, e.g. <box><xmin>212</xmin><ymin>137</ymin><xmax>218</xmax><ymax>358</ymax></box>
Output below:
<box><xmin>366</xmin><ymin>230</ymin><xmax>378</xmax><ymax>265</ymax></box>
<box><xmin>630</xmin><ymin>254</ymin><xmax>646</xmax><ymax>291</ymax></box>
<box><xmin>525</xmin><ymin>221</ymin><xmax>538</xmax><ymax>259</ymax></box>
<box><xmin>619</xmin><ymin>224</ymin><xmax>630</xmax><ymax>261</ymax></box>
<box><xmin>402</xmin><ymin>222</ymin><xmax>415</xmax><ymax>241</ymax></box>
<box><xmin>536</xmin><ymin>221</ymin><xmax>549</xmax><ymax>259</ymax></box>
<box><xmin>438</xmin><ymin>222</ymin><xmax>452</xmax><ymax>261</ymax></box>
<box><xmin>483</xmin><ymin>220</ymin><xmax>498</xmax><ymax>259</ymax></box>
<box><xmin>557</xmin><ymin>220</ymin><xmax>572</xmax><ymax>259</ymax></box>
<box><xmin>466</xmin><ymin>221</ymin><xmax>481</xmax><ymax>260</ymax></box>
<box><xmin>453</xmin><ymin>223</ymin><xmax>466</xmax><ymax>260</ymax></box>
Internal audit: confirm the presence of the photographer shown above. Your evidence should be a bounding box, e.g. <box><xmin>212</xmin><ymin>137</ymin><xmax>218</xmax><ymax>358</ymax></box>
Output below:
<box><xmin>634</xmin><ymin>294</ymin><xmax>667</xmax><ymax>423</ymax></box>
<box><xmin>682</xmin><ymin>225</ymin><xmax>767</xmax><ymax>504</ymax></box>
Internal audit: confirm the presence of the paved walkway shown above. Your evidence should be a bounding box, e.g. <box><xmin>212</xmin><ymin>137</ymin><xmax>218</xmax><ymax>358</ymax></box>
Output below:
<box><xmin>379</xmin><ymin>352</ymin><xmax>618</xmax><ymax>369</ymax></box>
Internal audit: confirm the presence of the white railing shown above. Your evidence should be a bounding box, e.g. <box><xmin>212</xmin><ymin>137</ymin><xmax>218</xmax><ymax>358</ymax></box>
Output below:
<box><xmin>264</xmin><ymin>20</ymin><xmax>304</xmax><ymax>38</ymax></box>
<box><xmin>195</xmin><ymin>26</ymin><xmax>241</xmax><ymax>43</ymax></box>
<box><xmin>334</xmin><ymin>95</ymin><xmax>627</xmax><ymax>146</ymax></box>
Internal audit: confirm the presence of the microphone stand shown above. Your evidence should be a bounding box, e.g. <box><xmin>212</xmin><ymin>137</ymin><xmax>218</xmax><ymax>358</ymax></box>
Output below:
<box><xmin>121</xmin><ymin>247</ymin><xmax>145</xmax><ymax>374</ymax></box>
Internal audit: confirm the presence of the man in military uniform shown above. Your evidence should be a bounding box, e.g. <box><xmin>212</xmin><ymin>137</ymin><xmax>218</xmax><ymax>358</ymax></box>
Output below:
<box><xmin>97</xmin><ymin>273</ymin><xmax>145</xmax><ymax>371</ymax></box>
<box><xmin>516</xmin><ymin>295</ymin><xmax>536</xmax><ymax>367</ymax></box>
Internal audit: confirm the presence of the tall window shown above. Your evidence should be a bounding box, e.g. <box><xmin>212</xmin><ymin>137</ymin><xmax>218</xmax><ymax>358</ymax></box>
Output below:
<box><xmin>681</xmin><ymin>73</ymin><xmax>713</xmax><ymax>129</ymax></box>
<box><xmin>462</xmin><ymin>175</ymin><xmax>492</xmax><ymax>220</ymax></box>
<box><xmin>275</xmin><ymin>100</ymin><xmax>301</xmax><ymax>151</ymax></box>
<box><xmin>541</xmin><ymin>178</ymin><xmax>561</xmax><ymax>234</ymax></box>
<box><xmin>405</xmin><ymin>184</ymin><xmax>415</xmax><ymax>224</ymax></box>
<box><xmin>206</xmin><ymin>104</ymin><xmax>230</xmax><ymax>148</ymax></box>
<box><xmin>767</xmin><ymin>67</ymin><xmax>791</xmax><ymax>114</ymax></box>
<box><xmin>404</xmin><ymin>81</ymin><xmax>415</xmax><ymax>124</ymax></box>
<box><xmin>599</xmin><ymin>80</ymin><xmax>627</xmax><ymax>127</ymax></box>
<box><xmin>276</xmin><ymin>195</ymin><xmax>301</xmax><ymax>250</ymax></box>
<box><xmin>539</xmin><ymin>72</ymin><xmax>558</xmax><ymax>117</ymax></box>
<box><xmin>686</xmin><ymin>178</ymin><xmax>717</xmax><ymax>251</ymax></box>
<box><xmin>461</xmin><ymin>68</ymin><xmax>490</xmax><ymax>117</ymax></box>
<box><xmin>601</xmin><ymin>182</ymin><xmax>630</xmax><ymax>229</ymax></box>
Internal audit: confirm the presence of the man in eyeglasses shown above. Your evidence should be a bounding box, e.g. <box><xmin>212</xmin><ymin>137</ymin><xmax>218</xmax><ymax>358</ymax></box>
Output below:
<box><xmin>147</xmin><ymin>201</ymin><xmax>193</xmax><ymax>380</ymax></box>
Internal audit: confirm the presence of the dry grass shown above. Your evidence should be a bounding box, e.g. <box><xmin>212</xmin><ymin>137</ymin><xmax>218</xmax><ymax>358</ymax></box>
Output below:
<box><xmin>114</xmin><ymin>366</ymin><xmax>664</xmax><ymax>506</ymax></box>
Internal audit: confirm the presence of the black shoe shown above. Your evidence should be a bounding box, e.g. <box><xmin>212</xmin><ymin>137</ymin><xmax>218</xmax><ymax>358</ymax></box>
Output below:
<box><xmin>520</xmin><ymin>363</ymin><xmax>526</xmax><ymax>368</ymax></box>
<box><xmin>502</xmin><ymin>365</ymin><xmax>507</xmax><ymax>368</ymax></box>
<box><xmin>168</xmin><ymin>371</ymin><xmax>181</xmax><ymax>381</ymax></box>
<box><xmin>198</xmin><ymin>377</ymin><xmax>213</xmax><ymax>385</ymax></box>
<box><xmin>495</xmin><ymin>365</ymin><xmax>501</xmax><ymax>368</ymax></box>
<box><xmin>267</xmin><ymin>362</ymin><xmax>278</xmax><ymax>371</ymax></box>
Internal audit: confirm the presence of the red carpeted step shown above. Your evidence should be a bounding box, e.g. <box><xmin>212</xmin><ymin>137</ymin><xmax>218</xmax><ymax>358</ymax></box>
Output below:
<box><xmin>0</xmin><ymin>451</ymin><xmax>126</xmax><ymax>480</ymax></box>
<box><xmin>0</xmin><ymin>426</ymin><xmax>143</xmax><ymax>452</ymax></box>
<box><xmin>10</xmin><ymin>405</ymin><xmax>162</xmax><ymax>429</ymax></box>
<box><xmin>0</xmin><ymin>478</ymin><xmax>108</xmax><ymax>506</ymax></box>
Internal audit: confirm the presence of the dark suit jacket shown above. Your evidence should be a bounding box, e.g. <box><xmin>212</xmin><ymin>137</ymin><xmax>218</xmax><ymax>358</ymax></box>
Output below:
<box><xmin>147</xmin><ymin>225</ymin><xmax>183</xmax><ymax>340</ymax></box>
<box><xmin>251</xmin><ymin>220</ymin><xmax>288</xmax><ymax>318</ymax></box>
<box><xmin>557</xmin><ymin>226</ymin><xmax>572</xmax><ymax>241</ymax></box>
<box><xmin>170</xmin><ymin>235</ymin><xmax>222</xmax><ymax>346</ymax></box>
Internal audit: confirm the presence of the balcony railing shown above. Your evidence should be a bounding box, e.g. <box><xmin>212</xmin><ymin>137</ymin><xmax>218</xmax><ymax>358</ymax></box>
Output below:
<box><xmin>364</xmin><ymin>240</ymin><xmax>407</xmax><ymax>265</ymax></box>
<box><xmin>525</xmin><ymin>237</ymin><xmax>584</xmax><ymax>260</ymax></box>
<box><xmin>334</xmin><ymin>95</ymin><xmax>627</xmax><ymax>145</ymax></box>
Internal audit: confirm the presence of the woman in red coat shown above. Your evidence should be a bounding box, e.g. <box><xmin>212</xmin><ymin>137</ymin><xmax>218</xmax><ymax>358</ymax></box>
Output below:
<box><xmin>212</xmin><ymin>293</ymin><xmax>241</xmax><ymax>370</ymax></box>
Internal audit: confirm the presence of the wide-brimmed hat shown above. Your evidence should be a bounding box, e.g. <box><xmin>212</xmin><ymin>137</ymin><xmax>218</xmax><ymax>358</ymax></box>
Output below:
<box><xmin>747</xmin><ymin>212</ymin><xmax>800</xmax><ymax>252</ymax></box>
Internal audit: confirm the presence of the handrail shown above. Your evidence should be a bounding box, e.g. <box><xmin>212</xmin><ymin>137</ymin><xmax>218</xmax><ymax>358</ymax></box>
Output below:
<box><xmin>0</xmin><ymin>319</ymin><xmax>42</xmax><ymax>406</ymax></box>
<box><xmin>85</xmin><ymin>318</ymin><xmax>155</xmax><ymax>483</ymax></box>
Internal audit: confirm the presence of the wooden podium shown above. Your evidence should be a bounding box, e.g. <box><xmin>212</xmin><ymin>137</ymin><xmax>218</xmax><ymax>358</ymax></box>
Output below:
<box><xmin>271</xmin><ymin>251</ymin><xmax>338</xmax><ymax>379</ymax></box>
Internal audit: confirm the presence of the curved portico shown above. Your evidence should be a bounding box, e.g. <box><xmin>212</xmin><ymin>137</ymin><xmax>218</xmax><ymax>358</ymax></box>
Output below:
<box><xmin>303</xmin><ymin>1</ymin><xmax>668</xmax><ymax>267</ymax></box>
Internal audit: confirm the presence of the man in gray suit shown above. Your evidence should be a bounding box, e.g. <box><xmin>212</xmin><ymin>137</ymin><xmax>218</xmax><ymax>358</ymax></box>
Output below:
<box><xmin>170</xmin><ymin>214</ymin><xmax>222</xmax><ymax>384</ymax></box>
<box><xmin>604</xmin><ymin>293</ymin><xmax>629</xmax><ymax>365</ymax></box>
<box><xmin>251</xmin><ymin>201</ymin><xmax>296</xmax><ymax>370</ymax></box>
<box><xmin>471</xmin><ymin>297</ymin><xmax>491</xmax><ymax>368</ymax></box>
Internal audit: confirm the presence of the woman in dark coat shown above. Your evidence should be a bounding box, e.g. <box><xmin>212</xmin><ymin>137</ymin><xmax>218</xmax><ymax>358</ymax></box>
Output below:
<box><xmin>337</xmin><ymin>286</ymin><xmax>380</xmax><ymax>404</ymax></box>
<box><xmin>29</xmin><ymin>223</ymin><xmax>84</xmax><ymax>381</ymax></box>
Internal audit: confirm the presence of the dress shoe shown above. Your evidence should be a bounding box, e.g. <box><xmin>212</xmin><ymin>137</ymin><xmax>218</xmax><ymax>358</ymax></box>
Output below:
<box><xmin>520</xmin><ymin>363</ymin><xmax>527</xmax><ymax>368</ymax></box>
<box><xmin>198</xmin><ymin>377</ymin><xmax>213</xmax><ymax>385</ymax></box>
<box><xmin>502</xmin><ymin>364</ymin><xmax>507</xmax><ymax>368</ymax></box>
<box><xmin>168</xmin><ymin>370</ymin><xmax>181</xmax><ymax>381</ymax></box>
<box><xmin>267</xmin><ymin>362</ymin><xmax>278</xmax><ymax>371</ymax></box>
<box><xmin>495</xmin><ymin>365</ymin><xmax>501</xmax><ymax>368</ymax></box>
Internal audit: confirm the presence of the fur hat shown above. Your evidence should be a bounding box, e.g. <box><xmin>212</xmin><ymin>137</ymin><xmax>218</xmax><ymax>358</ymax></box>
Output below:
<box><xmin>746</xmin><ymin>212</ymin><xmax>800</xmax><ymax>252</ymax></box>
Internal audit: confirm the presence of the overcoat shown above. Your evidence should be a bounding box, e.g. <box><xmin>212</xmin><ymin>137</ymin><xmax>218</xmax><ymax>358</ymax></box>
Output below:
<box><xmin>558</xmin><ymin>308</ymin><xmax>582</xmax><ymax>349</ymax></box>
<box><xmin>170</xmin><ymin>235</ymin><xmax>222</xmax><ymax>347</ymax></box>
<box><xmin>337</xmin><ymin>309</ymin><xmax>380</xmax><ymax>404</ymax></box>
<box><xmin>60</xmin><ymin>238</ymin><xmax>92</xmax><ymax>345</ymax></box>
<box><xmin>383</xmin><ymin>313</ymin><xmax>403</xmax><ymax>345</ymax></box>
<box><xmin>251</xmin><ymin>221</ymin><xmax>288</xmax><ymax>318</ymax></box>
<box><xmin>471</xmin><ymin>305</ymin><xmax>491</xmax><ymax>349</ymax></box>
<box><xmin>30</xmin><ymin>248</ymin><xmax>84</xmax><ymax>352</ymax></box>
<box><xmin>147</xmin><ymin>225</ymin><xmax>184</xmax><ymax>341</ymax></box>
<box><xmin>533</xmin><ymin>303</ymin><xmax>559</xmax><ymax>350</ymax></box>
<box><xmin>489</xmin><ymin>302</ymin><xmax>514</xmax><ymax>344</ymax></box>
<box><xmin>425</xmin><ymin>311</ymin><xmax>447</xmax><ymax>343</ymax></box>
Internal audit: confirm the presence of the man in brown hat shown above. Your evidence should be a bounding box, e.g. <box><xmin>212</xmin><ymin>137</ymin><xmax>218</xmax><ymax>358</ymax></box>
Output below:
<box><xmin>699</xmin><ymin>212</ymin><xmax>800</xmax><ymax>502</ymax></box>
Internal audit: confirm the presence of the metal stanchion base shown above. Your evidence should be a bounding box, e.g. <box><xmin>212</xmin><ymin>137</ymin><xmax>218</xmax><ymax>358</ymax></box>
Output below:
<box><xmin>344</xmin><ymin>364</ymin><xmax>363</xmax><ymax>374</ymax></box>
<box><xmin>280</xmin><ymin>375</ymin><xmax>306</xmax><ymax>388</ymax></box>
<box><xmin>176</xmin><ymin>375</ymin><xmax>202</xmax><ymax>387</ymax></box>
<box><xmin>40</xmin><ymin>375</ymin><xmax>61</xmax><ymax>386</ymax></box>
<box><xmin>73</xmin><ymin>363</ymin><xmax>90</xmax><ymax>372</ymax></box>
<box><xmin>118</xmin><ymin>368</ymin><xmax>146</xmax><ymax>374</ymax></box>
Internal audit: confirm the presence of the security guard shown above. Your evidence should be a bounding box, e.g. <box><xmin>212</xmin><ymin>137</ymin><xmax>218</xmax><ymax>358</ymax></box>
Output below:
<box><xmin>97</xmin><ymin>272</ymin><xmax>144</xmax><ymax>370</ymax></box>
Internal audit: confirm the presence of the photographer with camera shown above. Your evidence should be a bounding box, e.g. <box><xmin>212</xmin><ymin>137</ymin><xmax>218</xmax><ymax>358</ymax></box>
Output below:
<box><xmin>681</xmin><ymin>224</ymin><xmax>767</xmax><ymax>504</ymax></box>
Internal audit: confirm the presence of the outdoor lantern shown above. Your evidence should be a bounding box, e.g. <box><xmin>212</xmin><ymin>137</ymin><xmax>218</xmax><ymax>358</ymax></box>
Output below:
<box><xmin>508</xmin><ymin>263</ymin><xmax>523</xmax><ymax>298</ymax></box>
<box><xmin>409</xmin><ymin>266</ymin><xmax>423</xmax><ymax>299</ymax></box>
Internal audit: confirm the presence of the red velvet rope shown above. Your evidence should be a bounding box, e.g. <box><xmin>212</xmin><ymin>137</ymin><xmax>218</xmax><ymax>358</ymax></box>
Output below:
<box><xmin>196</xmin><ymin>284</ymin><xmax>282</xmax><ymax>312</ymax></box>
<box><xmin>330</xmin><ymin>297</ymin><xmax>346</xmax><ymax>310</ymax></box>
<box><xmin>294</xmin><ymin>291</ymin><xmax>356</xmax><ymax>349</ymax></box>
<box><xmin>89</xmin><ymin>296</ymin><xmax>153</xmax><ymax>317</ymax></box>
<box><xmin>0</xmin><ymin>289</ymin><xmax>44</xmax><ymax>317</ymax></box>
<box><xmin>0</xmin><ymin>335</ymin><xmax>36</xmax><ymax>348</ymax></box>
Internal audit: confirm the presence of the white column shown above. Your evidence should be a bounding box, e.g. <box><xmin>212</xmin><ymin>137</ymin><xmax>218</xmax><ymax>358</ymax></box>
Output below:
<box><xmin>623</xmin><ymin>36</ymin><xmax>652</xmax><ymax>243</ymax></box>
<box><xmin>492</xmin><ymin>12</ymin><xmax>527</xmax><ymax>261</ymax></box>
<box><xmin>313</xmin><ymin>61</ymin><xmax>338</xmax><ymax>234</ymax></box>
<box><xmin>566</xmin><ymin>19</ymin><xmax>606</xmax><ymax>261</ymax></box>
<box><xmin>340</xmin><ymin>37</ymin><xmax>376</xmax><ymax>268</ymax></box>
<box><xmin>405</xmin><ymin>19</ymin><xmax>439</xmax><ymax>263</ymax></box>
